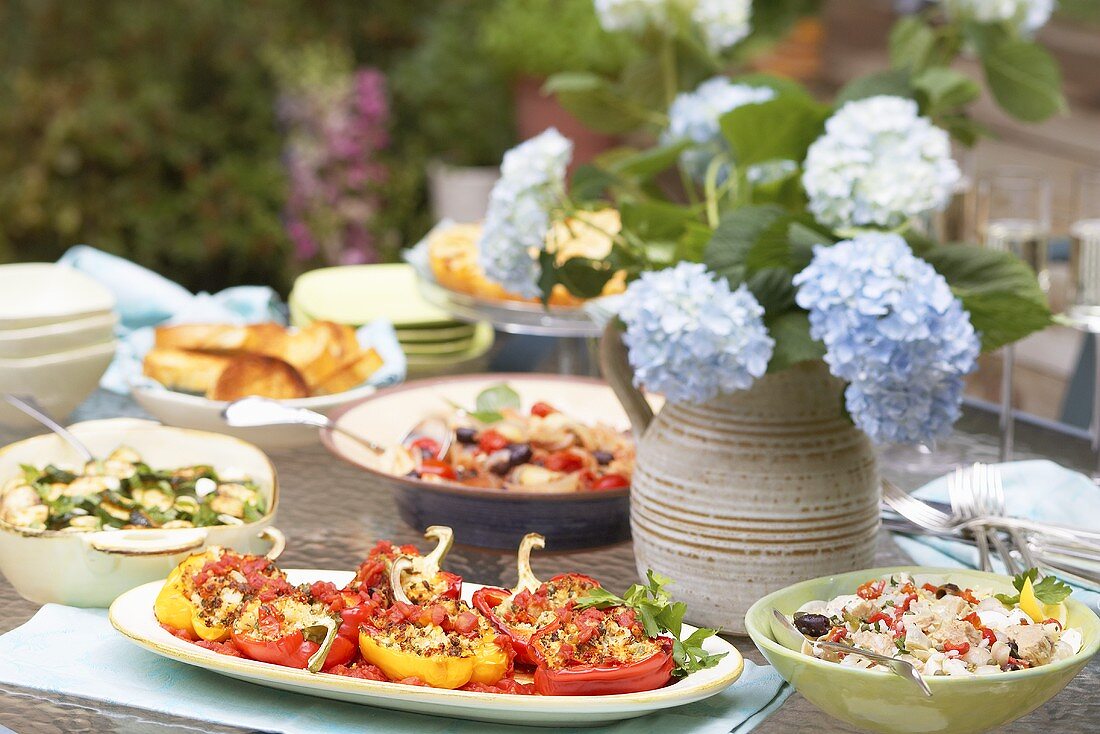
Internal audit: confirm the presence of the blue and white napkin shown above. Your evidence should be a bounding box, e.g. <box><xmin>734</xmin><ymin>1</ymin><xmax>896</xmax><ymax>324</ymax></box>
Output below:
<box><xmin>892</xmin><ymin>459</ymin><xmax>1100</xmax><ymax>609</ymax></box>
<box><xmin>0</xmin><ymin>605</ymin><xmax>790</xmax><ymax>734</ymax></box>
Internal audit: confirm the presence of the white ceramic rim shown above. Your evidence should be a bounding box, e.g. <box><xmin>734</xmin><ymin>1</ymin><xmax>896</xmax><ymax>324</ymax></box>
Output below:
<box><xmin>0</xmin><ymin>312</ymin><xmax>118</xmax><ymax>342</ymax></box>
<box><xmin>0</xmin><ymin>339</ymin><xmax>117</xmax><ymax>367</ymax></box>
<box><xmin>109</xmin><ymin>569</ymin><xmax>745</xmax><ymax>717</ymax></box>
<box><xmin>131</xmin><ymin>379</ymin><xmax>379</xmax><ymax>412</ymax></box>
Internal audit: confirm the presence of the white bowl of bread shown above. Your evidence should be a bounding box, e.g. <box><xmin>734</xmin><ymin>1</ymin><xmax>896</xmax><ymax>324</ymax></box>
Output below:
<box><xmin>135</xmin><ymin>321</ymin><xmax>387</xmax><ymax>449</ymax></box>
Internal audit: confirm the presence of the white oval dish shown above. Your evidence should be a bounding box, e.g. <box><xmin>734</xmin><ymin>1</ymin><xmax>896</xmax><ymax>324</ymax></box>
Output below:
<box><xmin>0</xmin><ymin>418</ymin><xmax>282</xmax><ymax>607</ymax></box>
<box><xmin>110</xmin><ymin>569</ymin><xmax>744</xmax><ymax>727</ymax></box>
<box><xmin>133</xmin><ymin>380</ymin><xmax>380</xmax><ymax>450</ymax></box>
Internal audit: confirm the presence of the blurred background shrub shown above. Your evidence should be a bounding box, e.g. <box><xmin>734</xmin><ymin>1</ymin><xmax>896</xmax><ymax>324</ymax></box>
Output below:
<box><xmin>0</xmin><ymin>0</ymin><xmax>440</xmax><ymax>293</ymax></box>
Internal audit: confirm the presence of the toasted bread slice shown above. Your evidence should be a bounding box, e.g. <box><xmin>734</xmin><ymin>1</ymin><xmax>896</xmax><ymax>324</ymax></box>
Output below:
<box><xmin>207</xmin><ymin>355</ymin><xmax>309</xmax><ymax>401</ymax></box>
<box><xmin>242</xmin><ymin>322</ymin><xmax>291</xmax><ymax>353</ymax></box>
<box><xmin>310</xmin><ymin>321</ymin><xmax>359</xmax><ymax>360</ymax></box>
<box><xmin>154</xmin><ymin>323</ymin><xmax>253</xmax><ymax>353</ymax></box>
<box><xmin>143</xmin><ymin>348</ymin><xmax>232</xmax><ymax>394</ymax></box>
<box><xmin>313</xmin><ymin>348</ymin><xmax>383</xmax><ymax>395</ymax></box>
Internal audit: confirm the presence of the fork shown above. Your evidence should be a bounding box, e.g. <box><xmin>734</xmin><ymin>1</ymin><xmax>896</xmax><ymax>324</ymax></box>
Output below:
<box><xmin>883</xmin><ymin>479</ymin><xmax>1100</xmax><ymax>545</ymax></box>
<box><xmin>984</xmin><ymin>465</ymin><xmax>1039</xmax><ymax>571</ymax></box>
<box><xmin>967</xmin><ymin>463</ymin><xmax>1021</xmax><ymax>574</ymax></box>
<box><xmin>948</xmin><ymin>465</ymin><xmax>997</xmax><ymax>573</ymax></box>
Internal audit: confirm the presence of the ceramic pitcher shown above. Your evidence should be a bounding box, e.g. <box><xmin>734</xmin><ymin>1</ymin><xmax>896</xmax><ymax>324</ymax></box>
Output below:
<box><xmin>601</xmin><ymin>325</ymin><xmax>880</xmax><ymax>633</ymax></box>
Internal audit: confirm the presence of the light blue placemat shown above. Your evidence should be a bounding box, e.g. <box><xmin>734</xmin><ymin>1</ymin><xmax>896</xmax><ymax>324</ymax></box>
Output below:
<box><xmin>893</xmin><ymin>460</ymin><xmax>1100</xmax><ymax>609</ymax></box>
<box><xmin>0</xmin><ymin>605</ymin><xmax>790</xmax><ymax>734</ymax></box>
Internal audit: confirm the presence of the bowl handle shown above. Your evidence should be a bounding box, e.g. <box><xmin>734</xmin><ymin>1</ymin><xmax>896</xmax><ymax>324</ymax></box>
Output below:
<box><xmin>260</xmin><ymin>526</ymin><xmax>286</xmax><ymax>560</ymax></box>
<box><xmin>83</xmin><ymin>528</ymin><xmax>208</xmax><ymax>556</ymax></box>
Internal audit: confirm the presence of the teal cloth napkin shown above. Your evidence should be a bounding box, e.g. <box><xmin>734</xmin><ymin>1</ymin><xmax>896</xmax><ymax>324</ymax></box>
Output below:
<box><xmin>892</xmin><ymin>460</ymin><xmax>1100</xmax><ymax>610</ymax></box>
<box><xmin>0</xmin><ymin>605</ymin><xmax>789</xmax><ymax>734</ymax></box>
<box><xmin>57</xmin><ymin>245</ymin><xmax>405</xmax><ymax>394</ymax></box>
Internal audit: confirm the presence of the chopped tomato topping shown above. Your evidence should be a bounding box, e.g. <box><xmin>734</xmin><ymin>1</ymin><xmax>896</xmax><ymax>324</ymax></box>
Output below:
<box><xmin>544</xmin><ymin>451</ymin><xmax>584</xmax><ymax>473</ymax></box>
<box><xmin>418</xmin><ymin>458</ymin><xmax>456</xmax><ymax>480</ymax></box>
<box><xmin>530</xmin><ymin>402</ymin><xmax>556</xmax><ymax>417</ymax></box>
<box><xmin>959</xmin><ymin>588</ymin><xmax>980</xmax><ymax>605</ymax></box>
<box><xmin>897</xmin><ymin>593</ymin><xmax>918</xmax><ymax>612</ymax></box>
<box><xmin>867</xmin><ymin>612</ymin><xmax>892</xmax><ymax>627</ymax></box>
<box><xmin>922</xmin><ymin>583</ymin><xmax>939</xmax><ymax>594</ymax></box>
<box><xmin>195</xmin><ymin>638</ymin><xmax>243</xmax><ymax>657</ymax></box>
<box><xmin>454</xmin><ymin>611</ymin><xmax>480</xmax><ymax>634</ymax></box>
<box><xmin>856</xmin><ymin>579</ymin><xmax>886</xmax><ymax>600</ymax></box>
<box><xmin>591</xmin><ymin>473</ymin><xmax>630</xmax><ymax>490</ymax></box>
<box><xmin>410</xmin><ymin>437</ymin><xmax>441</xmax><ymax>457</ymax></box>
<box><xmin>944</xmin><ymin>641</ymin><xmax>970</xmax><ymax>655</ymax></box>
<box><xmin>826</xmin><ymin>626</ymin><xmax>847</xmax><ymax>642</ymax></box>
<box><xmin>1042</xmin><ymin>618</ymin><xmax>1062</xmax><ymax>629</ymax></box>
<box><xmin>327</xmin><ymin>663</ymin><xmax>389</xmax><ymax>681</ymax></box>
<box><xmin>478</xmin><ymin>430</ymin><xmax>508</xmax><ymax>453</ymax></box>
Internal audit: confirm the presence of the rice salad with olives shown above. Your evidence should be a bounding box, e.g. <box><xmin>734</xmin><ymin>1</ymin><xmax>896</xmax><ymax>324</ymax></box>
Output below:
<box><xmin>791</xmin><ymin>572</ymin><xmax>1082</xmax><ymax>676</ymax></box>
<box><xmin>0</xmin><ymin>446</ymin><xmax>266</xmax><ymax>532</ymax></box>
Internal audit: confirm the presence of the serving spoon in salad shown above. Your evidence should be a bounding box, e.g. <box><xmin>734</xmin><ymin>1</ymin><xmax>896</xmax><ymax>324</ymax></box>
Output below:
<box><xmin>771</xmin><ymin>609</ymin><xmax>933</xmax><ymax>697</ymax></box>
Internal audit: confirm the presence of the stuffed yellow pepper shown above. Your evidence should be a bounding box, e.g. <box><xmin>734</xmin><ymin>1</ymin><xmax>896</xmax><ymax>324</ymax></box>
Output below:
<box><xmin>358</xmin><ymin>556</ymin><xmax>512</xmax><ymax>689</ymax></box>
<box><xmin>154</xmin><ymin>547</ymin><xmax>290</xmax><ymax>641</ymax></box>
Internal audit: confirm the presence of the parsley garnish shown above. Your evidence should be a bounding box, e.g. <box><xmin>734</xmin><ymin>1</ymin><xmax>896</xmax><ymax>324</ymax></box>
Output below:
<box><xmin>575</xmin><ymin>569</ymin><xmax>727</xmax><ymax>677</ymax></box>
<box><xmin>994</xmin><ymin>568</ymin><xmax>1073</xmax><ymax>607</ymax></box>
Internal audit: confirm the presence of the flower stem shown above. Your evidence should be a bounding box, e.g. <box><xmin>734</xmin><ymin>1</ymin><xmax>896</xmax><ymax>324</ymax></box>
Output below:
<box><xmin>703</xmin><ymin>157</ymin><xmax>725</xmax><ymax>228</ymax></box>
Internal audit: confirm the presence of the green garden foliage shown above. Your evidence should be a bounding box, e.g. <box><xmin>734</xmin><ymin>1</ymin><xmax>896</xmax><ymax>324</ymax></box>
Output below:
<box><xmin>0</xmin><ymin>0</ymin><xmax>438</xmax><ymax>294</ymax></box>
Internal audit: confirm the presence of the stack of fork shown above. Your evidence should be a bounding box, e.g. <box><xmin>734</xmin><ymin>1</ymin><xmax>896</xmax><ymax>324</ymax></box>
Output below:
<box><xmin>883</xmin><ymin>463</ymin><xmax>1100</xmax><ymax>589</ymax></box>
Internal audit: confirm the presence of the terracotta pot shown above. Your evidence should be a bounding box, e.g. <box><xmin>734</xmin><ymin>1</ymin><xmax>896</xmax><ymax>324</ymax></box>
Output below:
<box><xmin>513</xmin><ymin>77</ymin><xmax>617</xmax><ymax>170</ymax></box>
<box><xmin>751</xmin><ymin>17</ymin><xmax>825</xmax><ymax>82</ymax></box>
<box><xmin>601</xmin><ymin>324</ymin><xmax>880</xmax><ymax>633</ymax></box>
<box><xmin>427</xmin><ymin>160</ymin><xmax>500</xmax><ymax>223</ymax></box>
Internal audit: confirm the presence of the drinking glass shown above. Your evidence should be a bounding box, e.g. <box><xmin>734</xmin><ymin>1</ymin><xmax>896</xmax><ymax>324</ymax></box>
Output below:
<box><xmin>975</xmin><ymin>166</ymin><xmax>1053</xmax><ymax>462</ymax></box>
<box><xmin>1067</xmin><ymin>168</ymin><xmax>1100</xmax><ymax>481</ymax></box>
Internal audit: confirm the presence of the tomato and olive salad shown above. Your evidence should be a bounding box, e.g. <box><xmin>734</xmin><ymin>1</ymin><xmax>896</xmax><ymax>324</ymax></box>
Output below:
<box><xmin>153</xmin><ymin>529</ymin><xmax>724</xmax><ymax>694</ymax></box>
<box><xmin>381</xmin><ymin>385</ymin><xmax>634</xmax><ymax>493</ymax></box>
<box><xmin>790</xmin><ymin>571</ymin><xmax>1082</xmax><ymax>676</ymax></box>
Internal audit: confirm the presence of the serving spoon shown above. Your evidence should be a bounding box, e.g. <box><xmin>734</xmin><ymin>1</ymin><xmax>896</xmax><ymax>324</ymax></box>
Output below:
<box><xmin>3</xmin><ymin>393</ymin><xmax>94</xmax><ymax>463</ymax></box>
<box><xmin>221</xmin><ymin>397</ymin><xmax>385</xmax><ymax>455</ymax></box>
<box><xmin>771</xmin><ymin>608</ymin><xmax>932</xmax><ymax>697</ymax></box>
<box><xmin>221</xmin><ymin>397</ymin><xmax>451</xmax><ymax>459</ymax></box>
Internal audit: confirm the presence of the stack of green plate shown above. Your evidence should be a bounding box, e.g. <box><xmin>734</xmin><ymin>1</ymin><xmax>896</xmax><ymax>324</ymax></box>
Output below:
<box><xmin>290</xmin><ymin>264</ymin><xmax>494</xmax><ymax>379</ymax></box>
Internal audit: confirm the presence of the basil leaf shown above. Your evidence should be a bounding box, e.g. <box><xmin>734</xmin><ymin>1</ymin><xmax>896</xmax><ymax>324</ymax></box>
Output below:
<box><xmin>475</xmin><ymin>384</ymin><xmax>521</xmax><ymax>415</ymax></box>
<box><xmin>1032</xmin><ymin>575</ymin><xmax>1073</xmax><ymax>605</ymax></box>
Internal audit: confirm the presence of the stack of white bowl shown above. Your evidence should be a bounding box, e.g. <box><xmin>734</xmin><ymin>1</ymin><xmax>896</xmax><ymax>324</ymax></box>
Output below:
<box><xmin>0</xmin><ymin>263</ymin><xmax>118</xmax><ymax>428</ymax></box>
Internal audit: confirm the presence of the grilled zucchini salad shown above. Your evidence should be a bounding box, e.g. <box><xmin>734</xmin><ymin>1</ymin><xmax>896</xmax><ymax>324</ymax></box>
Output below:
<box><xmin>0</xmin><ymin>446</ymin><xmax>266</xmax><ymax>531</ymax></box>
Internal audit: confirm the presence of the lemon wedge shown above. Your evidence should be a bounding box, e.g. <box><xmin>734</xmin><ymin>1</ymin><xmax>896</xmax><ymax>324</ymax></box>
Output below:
<box><xmin>1019</xmin><ymin>576</ymin><xmax>1068</xmax><ymax>625</ymax></box>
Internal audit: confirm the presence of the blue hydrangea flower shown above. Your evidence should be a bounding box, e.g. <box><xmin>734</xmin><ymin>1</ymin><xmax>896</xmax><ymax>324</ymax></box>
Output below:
<box><xmin>662</xmin><ymin>77</ymin><xmax>775</xmax><ymax>181</ymax></box>
<box><xmin>619</xmin><ymin>263</ymin><xmax>774</xmax><ymax>404</ymax></box>
<box><xmin>593</xmin><ymin>0</ymin><xmax>667</xmax><ymax>33</ymax></box>
<box><xmin>478</xmin><ymin>128</ymin><xmax>573</xmax><ymax>298</ymax></box>
<box><xmin>802</xmin><ymin>95</ymin><xmax>960</xmax><ymax>230</ymax></box>
<box><xmin>793</xmin><ymin>232</ymin><xmax>981</xmax><ymax>444</ymax></box>
<box><xmin>692</xmin><ymin>0</ymin><xmax>752</xmax><ymax>53</ymax></box>
<box><xmin>942</xmin><ymin>0</ymin><xmax>1053</xmax><ymax>35</ymax></box>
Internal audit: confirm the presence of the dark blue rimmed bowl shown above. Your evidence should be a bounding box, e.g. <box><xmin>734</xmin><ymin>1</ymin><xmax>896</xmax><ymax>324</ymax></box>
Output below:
<box><xmin>320</xmin><ymin>373</ymin><xmax>639</xmax><ymax>550</ymax></box>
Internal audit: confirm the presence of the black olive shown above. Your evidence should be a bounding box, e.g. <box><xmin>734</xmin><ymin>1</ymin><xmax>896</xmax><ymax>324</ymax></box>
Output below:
<box><xmin>455</xmin><ymin>427</ymin><xmax>478</xmax><ymax>444</ymax></box>
<box><xmin>1008</xmin><ymin>640</ymin><xmax>1020</xmax><ymax>658</ymax></box>
<box><xmin>593</xmin><ymin>450</ymin><xmax>614</xmax><ymax>465</ymax></box>
<box><xmin>935</xmin><ymin>583</ymin><xmax>961</xmax><ymax>599</ymax></box>
<box><xmin>405</xmin><ymin>470</ymin><xmax>420</xmax><ymax>479</ymax></box>
<box><xmin>128</xmin><ymin>510</ymin><xmax>155</xmax><ymax>528</ymax></box>
<box><xmin>508</xmin><ymin>443</ymin><xmax>533</xmax><ymax>466</ymax></box>
<box><xmin>793</xmin><ymin>613</ymin><xmax>832</xmax><ymax>638</ymax></box>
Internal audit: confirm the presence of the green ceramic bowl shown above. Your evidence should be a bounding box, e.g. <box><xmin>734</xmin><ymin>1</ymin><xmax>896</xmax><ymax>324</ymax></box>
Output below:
<box><xmin>745</xmin><ymin>566</ymin><xmax>1099</xmax><ymax>734</ymax></box>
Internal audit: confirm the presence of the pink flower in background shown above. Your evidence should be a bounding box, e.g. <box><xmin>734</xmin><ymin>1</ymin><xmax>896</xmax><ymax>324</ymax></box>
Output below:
<box><xmin>279</xmin><ymin>62</ymin><xmax>391</xmax><ymax>265</ymax></box>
